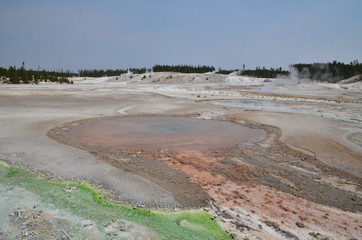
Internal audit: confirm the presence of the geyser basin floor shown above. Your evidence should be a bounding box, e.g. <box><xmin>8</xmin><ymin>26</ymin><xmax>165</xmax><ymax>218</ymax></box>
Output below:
<box><xmin>66</xmin><ymin>116</ymin><xmax>265</xmax><ymax>152</ymax></box>
<box><xmin>50</xmin><ymin>115</ymin><xmax>362</xmax><ymax>240</ymax></box>
<box><xmin>3</xmin><ymin>77</ymin><xmax>362</xmax><ymax>240</ymax></box>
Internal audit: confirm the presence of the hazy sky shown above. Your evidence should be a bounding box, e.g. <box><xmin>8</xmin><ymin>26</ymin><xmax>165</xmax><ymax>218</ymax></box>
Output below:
<box><xmin>1</xmin><ymin>0</ymin><xmax>361</xmax><ymax>71</ymax></box>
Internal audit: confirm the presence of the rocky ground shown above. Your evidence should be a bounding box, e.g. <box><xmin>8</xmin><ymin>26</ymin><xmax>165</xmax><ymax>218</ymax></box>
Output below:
<box><xmin>0</xmin><ymin>72</ymin><xmax>361</xmax><ymax>239</ymax></box>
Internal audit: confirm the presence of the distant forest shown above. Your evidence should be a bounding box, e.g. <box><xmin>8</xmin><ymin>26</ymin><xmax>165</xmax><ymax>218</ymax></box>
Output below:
<box><xmin>1</xmin><ymin>61</ymin><xmax>361</xmax><ymax>84</ymax></box>
<box><xmin>291</xmin><ymin>60</ymin><xmax>362</xmax><ymax>82</ymax></box>
<box><xmin>77</xmin><ymin>61</ymin><xmax>362</xmax><ymax>80</ymax></box>
<box><xmin>0</xmin><ymin>64</ymin><xmax>74</xmax><ymax>84</ymax></box>
<box><xmin>217</xmin><ymin>67</ymin><xmax>289</xmax><ymax>78</ymax></box>
<box><xmin>153</xmin><ymin>64</ymin><xmax>215</xmax><ymax>73</ymax></box>
<box><xmin>79</xmin><ymin>67</ymin><xmax>149</xmax><ymax>77</ymax></box>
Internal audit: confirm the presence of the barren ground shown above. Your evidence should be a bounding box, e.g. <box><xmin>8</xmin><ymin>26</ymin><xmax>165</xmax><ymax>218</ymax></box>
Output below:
<box><xmin>1</xmin><ymin>73</ymin><xmax>361</xmax><ymax>239</ymax></box>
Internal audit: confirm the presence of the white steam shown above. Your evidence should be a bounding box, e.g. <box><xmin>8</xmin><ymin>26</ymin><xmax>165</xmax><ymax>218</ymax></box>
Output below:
<box><xmin>121</xmin><ymin>69</ymin><xmax>133</xmax><ymax>77</ymax></box>
<box><xmin>228</xmin><ymin>70</ymin><xmax>241</xmax><ymax>76</ymax></box>
<box><xmin>276</xmin><ymin>66</ymin><xmax>300</xmax><ymax>83</ymax></box>
<box><xmin>204</xmin><ymin>70</ymin><xmax>217</xmax><ymax>75</ymax></box>
<box><xmin>259</xmin><ymin>67</ymin><xmax>300</xmax><ymax>93</ymax></box>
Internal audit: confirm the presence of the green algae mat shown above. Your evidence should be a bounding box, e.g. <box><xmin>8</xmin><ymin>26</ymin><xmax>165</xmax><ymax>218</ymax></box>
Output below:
<box><xmin>0</xmin><ymin>163</ymin><xmax>232</xmax><ymax>240</ymax></box>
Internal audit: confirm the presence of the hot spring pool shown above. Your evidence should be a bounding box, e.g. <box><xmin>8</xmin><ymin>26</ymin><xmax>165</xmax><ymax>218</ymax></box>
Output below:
<box><xmin>67</xmin><ymin>116</ymin><xmax>265</xmax><ymax>152</ymax></box>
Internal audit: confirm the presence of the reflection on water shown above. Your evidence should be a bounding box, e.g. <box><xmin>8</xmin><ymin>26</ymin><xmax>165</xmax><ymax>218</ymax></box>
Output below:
<box><xmin>210</xmin><ymin>100</ymin><xmax>293</xmax><ymax>112</ymax></box>
<box><xmin>68</xmin><ymin>117</ymin><xmax>265</xmax><ymax>152</ymax></box>
<box><xmin>206</xmin><ymin>100</ymin><xmax>362</xmax><ymax>123</ymax></box>
<box><xmin>347</xmin><ymin>132</ymin><xmax>362</xmax><ymax>148</ymax></box>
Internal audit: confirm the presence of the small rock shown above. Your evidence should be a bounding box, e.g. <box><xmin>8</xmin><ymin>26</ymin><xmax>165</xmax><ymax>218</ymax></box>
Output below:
<box><xmin>264</xmin><ymin>220</ymin><xmax>279</xmax><ymax>228</ymax></box>
<box><xmin>82</xmin><ymin>220</ymin><xmax>94</xmax><ymax>228</ymax></box>
<box><xmin>21</xmin><ymin>230</ymin><xmax>29</xmax><ymax>237</ymax></box>
<box><xmin>309</xmin><ymin>232</ymin><xmax>321</xmax><ymax>237</ymax></box>
<box><xmin>229</xmin><ymin>233</ymin><xmax>237</xmax><ymax>239</ymax></box>
<box><xmin>296</xmin><ymin>222</ymin><xmax>305</xmax><ymax>228</ymax></box>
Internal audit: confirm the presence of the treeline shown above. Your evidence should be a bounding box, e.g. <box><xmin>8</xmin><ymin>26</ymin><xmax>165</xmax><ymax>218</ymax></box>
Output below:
<box><xmin>243</xmin><ymin>67</ymin><xmax>289</xmax><ymax>78</ymax></box>
<box><xmin>291</xmin><ymin>60</ymin><xmax>362</xmax><ymax>82</ymax></box>
<box><xmin>79</xmin><ymin>65</ymin><xmax>216</xmax><ymax>77</ymax></box>
<box><xmin>217</xmin><ymin>67</ymin><xmax>288</xmax><ymax>78</ymax></box>
<box><xmin>78</xmin><ymin>65</ymin><xmax>217</xmax><ymax>77</ymax></box>
<box><xmin>0</xmin><ymin>66</ymin><xmax>74</xmax><ymax>84</ymax></box>
<box><xmin>78</xmin><ymin>67</ymin><xmax>150</xmax><ymax>77</ymax></box>
<box><xmin>153</xmin><ymin>64</ymin><xmax>215</xmax><ymax>73</ymax></box>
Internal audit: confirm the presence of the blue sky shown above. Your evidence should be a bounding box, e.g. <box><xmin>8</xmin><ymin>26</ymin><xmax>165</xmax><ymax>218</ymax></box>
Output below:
<box><xmin>1</xmin><ymin>0</ymin><xmax>361</xmax><ymax>71</ymax></box>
